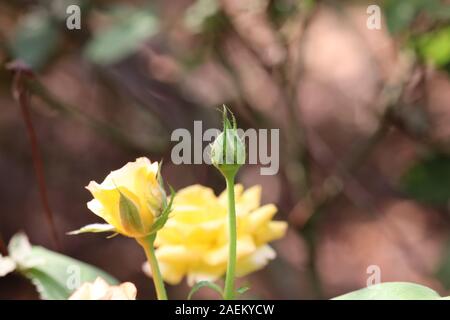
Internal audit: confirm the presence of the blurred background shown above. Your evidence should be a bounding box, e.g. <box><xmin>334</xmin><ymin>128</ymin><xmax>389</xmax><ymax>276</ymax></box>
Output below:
<box><xmin>0</xmin><ymin>0</ymin><xmax>450</xmax><ymax>299</ymax></box>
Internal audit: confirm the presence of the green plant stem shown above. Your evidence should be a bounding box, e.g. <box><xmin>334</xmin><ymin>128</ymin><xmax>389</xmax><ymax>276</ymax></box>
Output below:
<box><xmin>137</xmin><ymin>235</ymin><xmax>168</xmax><ymax>300</ymax></box>
<box><xmin>223</xmin><ymin>175</ymin><xmax>237</xmax><ymax>300</ymax></box>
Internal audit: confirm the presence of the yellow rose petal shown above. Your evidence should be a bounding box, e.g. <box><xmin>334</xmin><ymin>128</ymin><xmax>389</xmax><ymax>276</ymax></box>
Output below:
<box><xmin>151</xmin><ymin>184</ymin><xmax>287</xmax><ymax>285</ymax></box>
<box><xmin>158</xmin><ymin>262</ymin><xmax>187</xmax><ymax>285</ymax></box>
<box><xmin>248</xmin><ymin>204</ymin><xmax>277</xmax><ymax>230</ymax></box>
<box><xmin>255</xmin><ymin>221</ymin><xmax>288</xmax><ymax>245</ymax></box>
<box><xmin>156</xmin><ymin>245</ymin><xmax>198</xmax><ymax>263</ymax></box>
<box><xmin>236</xmin><ymin>245</ymin><xmax>276</xmax><ymax>277</ymax></box>
<box><xmin>238</xmin><ymin>185</ymin><xmax>262</xmax><ymax>212</ymax></box>
<box><xmin>204</xmin><ymin>235</ymin><xmax>255</xmax><ymax>266</ymax></box>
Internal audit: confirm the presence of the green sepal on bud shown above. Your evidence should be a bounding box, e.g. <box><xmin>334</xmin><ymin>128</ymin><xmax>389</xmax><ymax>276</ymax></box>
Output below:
<box><xmin>149</xmin><ymin>186</ymin><xmax>175</xmax><ymax>235</ymax></box>
<box><xmin>210</xmin><ymin>106</ymin><xmax>246</xmax><ymax>179</ymax></box>
<box><xmin>118</xmin><ymin>189</ymin><xmax>144</xmax><ymax>235</ymax></box>
<box><xmin>154</xmin><ymin>160</ymin><xmax>168</xmax><ymax>216</ymax></box>
<box><xmin>147</xmin><ymin>161</ymin><xmax>175</xmax><ymax>234</ymax></box>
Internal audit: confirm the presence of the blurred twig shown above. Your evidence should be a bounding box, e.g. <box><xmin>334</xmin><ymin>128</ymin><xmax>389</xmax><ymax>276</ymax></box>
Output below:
<box><xmin>24</xmin><ymin>77</ymin><xmax>161</xmax><ymax>155</ymax></box>
<box><xmin>297</xmin><ymin>38</ymin><xmax>417</xmax><ymax>222</ymax></box>
<box><xmin>273</xmin><ymin>3</ymin><xmax>323</xmax><ymax>297</ymax></box>
<box><xmin>6</xmin><ymin>60</ymin><xmax>60</xmax><ymax>250</ymax></box>
<box><xmin>275</xmin><ymin>2</ymin><xmax>319</xmax><ymax>204</ymax></box>
<box><xmin>291</xmin><ymin>50</ymin><xmax>429</xmax><ymax>295</ymax></box>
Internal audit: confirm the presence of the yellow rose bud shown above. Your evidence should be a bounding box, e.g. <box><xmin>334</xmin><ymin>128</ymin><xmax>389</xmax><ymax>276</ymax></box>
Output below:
<box><xmin>86</xmin><ymin>157</ymin><xmax>166</xmax><ymax>238</ymax></box>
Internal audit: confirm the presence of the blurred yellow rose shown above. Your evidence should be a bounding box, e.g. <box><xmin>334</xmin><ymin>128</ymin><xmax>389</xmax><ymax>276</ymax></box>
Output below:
<box><xmin>86</xmin><ymin>157</ymin><xmax>165</xmax><ymax>238</ymax></box>
<box><xmin>144</xmin><ymin>184</ymin><xmax>287</xmax><ymax>285</ymax></box>
<box><xmin>69</xmin><ymin>277</ymin><xmax>137</xmax><ymax>300</ymax></box>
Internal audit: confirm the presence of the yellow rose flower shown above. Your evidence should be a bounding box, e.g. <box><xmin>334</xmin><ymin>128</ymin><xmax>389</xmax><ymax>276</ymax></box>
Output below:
<box><xmin>85</xmin><ymin>157</ymin><xmax>165</xmax><ymax>238</ymax></box>
<box><xmin>68</xmin><ymin>277</ymin><xmax>137</xmax><ymax>300</ymax></box>
<box><xmin>144</xmin><ymin>184</ymin><xmax>287</xmax><ymax>285</ymax></box>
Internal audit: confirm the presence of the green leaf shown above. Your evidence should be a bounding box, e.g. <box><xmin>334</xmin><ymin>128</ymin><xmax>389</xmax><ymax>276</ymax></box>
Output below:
<box><xmin>184</xmin><ymin>0</ymin><xmax>220</xmax><ymax>33</ymax></box>
<box><xmin>332</xmin><ymin>282</ymin><xmax>441</xmax><ymax>300</ymax></box>
<box><xmin>67</xmin><ymin>223</ymin><xmax>116</xmax><ymax>235</ymax></box>
<box><xmin>188</xmin><ymin>281</ymin><xmax>223</xmax><ymax>300</ymax></box>
<box><xmin>25</xmin><ymin>268</ymin><xmax>70</xmax><ymax>300</ymax></box>
<box><xmin>384</xmin><ymin>0</ymin><xmax>419</xmax><ymax>34</ymax></box>
<box><xmin>84</xmin><ymin>9</ymin><xmax>158</xmax><ymax>65</ymax></box>
<box><xmin>21</xmin><ymin>246</ymin><xmax>119</xmax><ymax>300</ymax></box>
<box><xmin>236</xmin><ymin>286</ymin><xmax>250</xmax><ymax>295</ymax></box>
<box><xmin>400</xmin><ymin>154</ymin><xmax>450</xmax><ymax>206</ymax></box>
<box><xmin>8</xmin><ymin>233</ymin><xmax>119</xmax><ymax>300</ymax></box>
<box><xmin>383</xmin><ymin>0</ymin><xmax>442</xmax><ymax>35</ymax></box>
<box><xmin>415</xmin><ymin>26</ymin><xmax>450</xmax><ymax>67</ymax></box>
<box><xmin>421</xmin><ymin>0</ymin><xmax>450</xmax><ymax>21</ymax></box>
<box><xmin>9</xmin><ymin>10</ymin><xmax>59</xmax><ymax>69</ymax></box>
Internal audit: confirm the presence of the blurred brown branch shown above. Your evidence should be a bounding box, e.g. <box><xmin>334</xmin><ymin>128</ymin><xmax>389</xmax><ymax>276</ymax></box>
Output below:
<box><xmin>24</xmin><ymin>77</ymin><xmax>163</xmax><ymax>155</ymax></box>
<box><xmin>6</xmin><ymin>60</ymin><xmax>60</xmax><ymax>250</ymax></box>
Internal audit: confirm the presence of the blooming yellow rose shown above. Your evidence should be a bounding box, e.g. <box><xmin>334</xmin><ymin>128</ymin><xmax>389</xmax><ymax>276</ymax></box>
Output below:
<box><xmin>85</xmin><ymin>157</ymin><xmax>165</xmax><ymax>238</ymax></box>
<box><xmin>69</xmin><ymin>277</ymin><xmax>137</xmax><ymax>300</ymax></box>
<box><xmin>144</xmin><ymin>184</ymin><xmax>287</xmax><ymax>285</ymax></box>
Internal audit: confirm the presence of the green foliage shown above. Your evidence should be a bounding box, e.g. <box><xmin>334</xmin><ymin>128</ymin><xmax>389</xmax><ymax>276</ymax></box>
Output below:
<box><xmin>423</xmin><ymin>1</ymin><xmax>450</xmax><ymax>21</ymax></box>
<box><xmin>84</xmin><ymin>8</ymin><xmax>158</xmax><ymax>65</ymax></box>
<box><xmin>383</xmin><ymin>0</ymin><xmax>449</xmax><ymax>35</ymax></box>
<box><xmin>333</xmin><ymin>282</ymin><xmax>442</xmax><ymax>300</ymax></box>
<box><xmin>415</xmin><ymin>26</ymin><xmax>450</xmax><ymax>68</ymax></box>
<box><xmin>236</xmin><ymin>286</ymin><xmax>250</xmax><ymax>295</ymax></box>
<box><xmin>5</xmin><ymin>233</ymin><xmax>118</xmax><ymax>300</ymax></box>
<box><xmin>23</xmin><ymin>246</ymin><xmax>119</xmax><ymax>300</ymax></box>
<box><xmin>269</xmin><ymin>0</ymin><xmax>298</xmax><ymax>25</ymax></box>
<box><xmin>401</xmin><ymin>154</ymin><xmax>450</xmax><ymax>206</ymax></box>
<box><xmin>384</xmin><ymin>0</ymin><xmax>422</xmax><ymax>34</ymax></box>
<box><xmin>184</xmin><ymin>0</ymin><xmax>220</xmax><ymax>33</ymax></box>
<box><xmin>10</xmin><ymin>11</ymin><xmax>59</xmax><ymax>69</ymax></box>
<box><xmin>188</xmin><ymin>280</ymin><xmax>223</xmax><ymax>300</ymax></box>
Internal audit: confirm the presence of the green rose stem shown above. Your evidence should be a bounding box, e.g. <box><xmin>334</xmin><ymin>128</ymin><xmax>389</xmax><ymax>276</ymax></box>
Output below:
<box><xmin>223</xmin><ymin>173</ymin><xmax>237</xmax><ymax>300</ymax></box>
<box><xmin>211</xmin><ymin>106</ymin><xmax>245</xmax><ymax>300</ymax></box>
<box><xmin>137</xmin><ymin>234</ymin><xmax>168</xmax><ymax>300</ymax></box>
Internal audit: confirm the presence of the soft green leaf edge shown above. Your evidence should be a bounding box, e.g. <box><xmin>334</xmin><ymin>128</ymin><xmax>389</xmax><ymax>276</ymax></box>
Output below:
<box><xmin>188</xmin><ymin>281</ymin><xmax>223</xmax><ymax>300</ymax></box>
<box><xmin>67</xmin><ymin>223</ymin><xmax>116</xmax><ymax>235</ymax></box>
<box><xmin>332</xmin><ymin>282</ymin><xmax>442</xmax><ymax>300</ymax></box>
